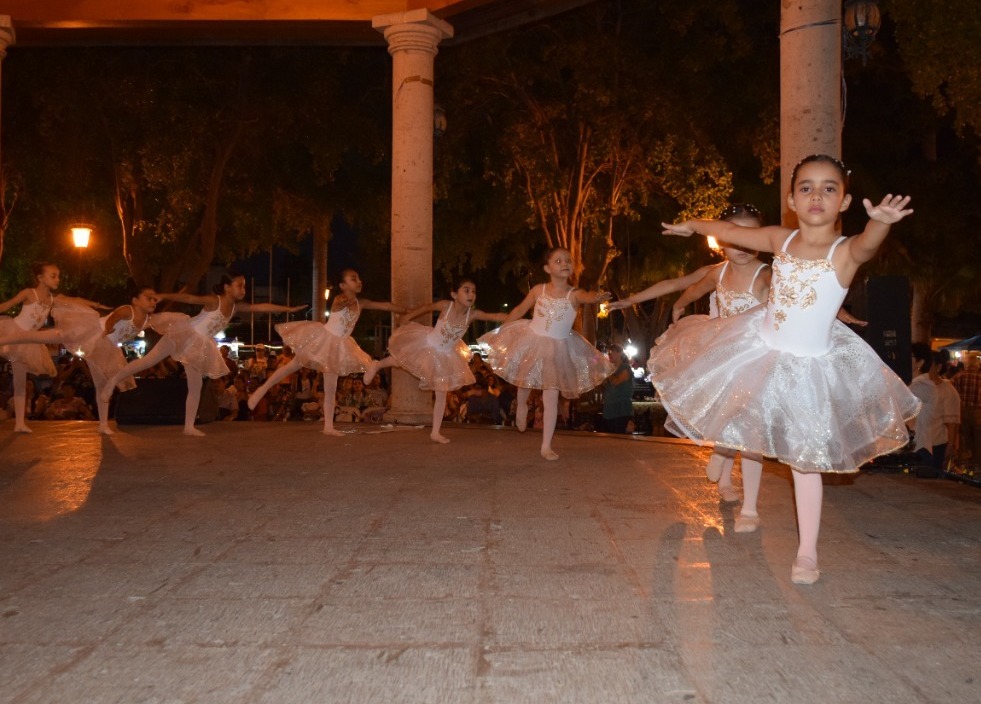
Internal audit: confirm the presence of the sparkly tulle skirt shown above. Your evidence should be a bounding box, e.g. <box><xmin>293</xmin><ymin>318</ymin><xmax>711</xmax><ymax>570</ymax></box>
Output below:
<box><xmin>52</xmin><ymin>304</ymin><xmax>135</xmax><ymax>391</ymax></box>
<box><xmin>387</xmin><ymin>322</ymin><xmax>474</xmax><ymax>392</ymax></box>
<box><xmin>276</xmin><ymin>321</ymin><xmax>371</xmax><ymax>376</ymax></box>
<box><xmin>647</xmin><ymin>308</ymin><xmax>920</xmax><ymax>474</ymax></box>
<box><xmin>0</xmin><ymin>317</ymin><xmax>58</xmax><ymax>376</ymax></box>
<box><xmin>478</xmin><ymin>321</ymin><xmax>613</xmax><ymax>398</ymax></box>
<box><xmin>152</xmin><ymin>313</ymin><xmax>229</xmax><ymax>378</ymax></box>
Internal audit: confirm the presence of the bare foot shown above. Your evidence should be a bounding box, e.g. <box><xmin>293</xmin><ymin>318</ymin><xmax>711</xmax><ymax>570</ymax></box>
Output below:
<box><xmin>13</xmin><ymin>425</ymin><xmax>32</xmax><ymax>434</ymax></box>
<box><xmin>541</xmin><ymin>449</ymin><xmax>559</xmax><ymax>461</ymax></box>
<box><xmin>322</xmin><ymin>428</ymin><xmax>345</xmax><ymax>437</ymax></box>
<box><xmin>183</xmin><ymin>427</ymin><xmax>206</xmax><ymax>437</ymax></box>
<box><xmin>98</xmin><ymin>424</ymin><xmax>115</xmax><ymax>436</ymax></box>
<box><xmin>363</xmin><ymin>360</ymin><xmax>380</xmax><ymax>386</ymax></box>
<box><xmin>431</xmin><ymin>432</ymin><xmax>450</xmax><ymax>444</ymax></box>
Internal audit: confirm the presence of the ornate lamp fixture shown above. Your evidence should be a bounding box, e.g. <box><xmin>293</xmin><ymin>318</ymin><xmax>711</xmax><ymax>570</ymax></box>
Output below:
<box><xmin>842</xmin><ymin>0</ymin><xmax>881</xmax><ymax>64</ymax></box>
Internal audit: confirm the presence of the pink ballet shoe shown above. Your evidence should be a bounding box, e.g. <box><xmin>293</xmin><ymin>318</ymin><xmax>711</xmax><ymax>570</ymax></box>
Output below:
<box><xmin>516</xmin><ymin>411</ymin><xmax>527</xmax><ymax>432</ymax></box>
<box><xmin>430</xmin><ymin>432</ymin><xmax>450</xmax><ymax>444</ymax></box>
<box><xmin>183</xmin><ymin>427</ymin><xmax>206</xmax><ymax>437</ymax></box>
<box><xmin>718</xmin><ymin>484</ymin><xmax>740</xmax><ymax>503</ymax></box>
<box><xmin>705</xmin><ymin>454</ymin><xmax>725</xmax><ymax>482</ymax></box>
<box><xmin>322</xmin><ymin>427</ymin><xmax>345</xmax><ymax>437</ymax></box>
<box><xmin>791</xmin><ymin>557</ymin><xmax>820</xmax><ymax>585</ymax></box>
<box><xmin>733</xmin><ymin>513</ymin><xmax>759</xmax><ymax>533</ymax></box>
<box><xmin>98</xmin><ymin>424</ymin><xmax>115</xmax><ymax>436</ymax></box>
<box><xmin>541</xmin><ymin>449</ymin><xmax>559</xmax><ymax>461</ymax></box>
<box><xmin>13</xmin><ymin>424</ymin><xmax>32</xmax><ymax>434</ymax></box>
<box><xmin>363</xmin><ymin>361</ymin><xmax>380</xmax><ymax>386</ymax></box>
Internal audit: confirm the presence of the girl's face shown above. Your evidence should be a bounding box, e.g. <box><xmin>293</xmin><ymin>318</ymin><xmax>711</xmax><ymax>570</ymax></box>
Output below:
<box><xmin>451</xmin><ymin>282</ymin><xmax>477</xmax><ymax>308</ymax></box>
<box><xmin>543</xmin><ymin>249</ymin><xmax>573</xmax><ymax>281</ymax></box>
<box><xmin>225</xmin><ymin>277</ymin><xmax>247</xmax><ymax>301</ymax></box>
<box><xmin>788</xmin><ymin>161</ymin><xmax>852</xmax><ymax>225</ymax></box>
<box><xmin>340</xmin><ymin>272</ymin><xmax>363</xmax><ymax>296</ymax></box>
<box><xmin>132</xmin><ymin>290</ymin><xmax>159</xmax><ymax>315</ymax></box>
<box><xmin>37</xmin><ymin>266</ymin><xmax>60</xmax><ymax>291</ymax></box>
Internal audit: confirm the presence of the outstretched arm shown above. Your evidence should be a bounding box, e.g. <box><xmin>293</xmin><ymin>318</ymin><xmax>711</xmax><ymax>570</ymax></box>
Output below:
<box><xmin>238</xmin><ymin>302</ymin><xmax>307</xmax><ymax>314</ymax></box>
<box><xmin>55</xmin><ymin>294</ymin><xmax>109</xmax><ymax>311</ymax></box>
<box><xmin>0</xmin><ymin>289</ymin><xmax>31</xmax><ymax>314</ymax></box>
<box><xmin>662</xmin><ymin>220</ymin><xmax>788</xmax><ymax>254</ymax></box>
<box><xmin>671</xmin><ymin>268</ymin><xmax>721</xmax><ymax>321</ymax></box>
<box><xmin>608</xmin><ymin>264</ymin><xmax>719</xmax><ymax>312</ymax></box>
<box><xmin>360</xmin><ymin>299</ymin><xmax>408</xmax><ymax>314</ymax></box>
<box><xmin>572</xmin><ymin>288</ymin><xmax>613</xmax><ymax>307</ymax></box>
<box><xmin>501</xmin><ymin>288</ymin><xmax>539</xmax><ymax>325</ymax></box>
<box><xmin>472</xmin><ymin>309</ymin><xmax>508</xmax><ymax>323</ymax></box>
<box><xmin>402</xmin><ymin>301</ymin><xmax>446</xmax><ymax>323</ymax></box>
<box><xmin>157</xmin><ymin>292</ymin><xmax>216</xmax><ymax>306</ymax></box>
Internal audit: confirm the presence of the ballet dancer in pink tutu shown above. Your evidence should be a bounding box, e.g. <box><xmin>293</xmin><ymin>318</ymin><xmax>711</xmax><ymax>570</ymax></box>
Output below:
<box><xmin>363</xmin><ymin>278</ymin><xmax>506</xmax><ymax>443</ymax></box>
<box><xmin>655</xmin><ymin>155</ymin><xmax>919</xmax><ymax>584</ymax></box>
<box><xmin>1</xmin><ymin>282</ymin><xmax>160</xmax><ymax>434</ymax></box>
<box><xmin>101</xmin><ymin>273</ymin><xmax>304</xmax><ymax>436</ymax></box>
<box><xmin>479</xmin><ymin>247</ymin><xmax>613</xmax><ymax>460</ymax></box>
<box><xmin>247</xmin><ymin>268</ymin><xmax>404</xmax><ymax>435</ymax></box>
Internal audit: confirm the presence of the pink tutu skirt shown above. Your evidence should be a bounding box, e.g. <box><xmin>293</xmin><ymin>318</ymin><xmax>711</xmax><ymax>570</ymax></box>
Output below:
<box><xmin>478</xmin><ymin>321</ymin><xmax>613</xmax><ymax>398</ymax></box>
<box><xmin>52</xmin><ymin>305</ymin><xmax>135</xmax><ymax>391</ymax></box>
<box><xmin>277</xmin><ymin>321</ymin><xmax>371</xmax><ymax>376</ymax></box>
<box><xmin>648</xmin><ymin>307</ymin><xmax>920</xmax><ymax>474</ymax></box>
<box><xmin>152</xmin><ymin>313</ymin><xmax>229</xmax><ymax>378</ymax></box>
<box><xmin>387</xmin><ymin>322</ymin><xmax>474</xmax><ymax>392</ymax></box>
<box><xmin>0</xmin><ymin>317</ymin><xmax>57</xmax><ymax>376</ymax></box>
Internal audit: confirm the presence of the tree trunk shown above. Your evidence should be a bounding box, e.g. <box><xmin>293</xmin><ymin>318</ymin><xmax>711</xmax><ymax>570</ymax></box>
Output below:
<box><xmin>910</xmin><ymin>279</ymin><xmax>932</xmax><ymax>344</ymax></box>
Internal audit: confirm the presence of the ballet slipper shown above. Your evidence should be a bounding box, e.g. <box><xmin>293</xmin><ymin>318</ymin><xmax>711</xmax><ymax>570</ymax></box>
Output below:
<box><xmin>541</xmin><ymin>449</ymin><xmax>559</xmax><ymax>461</ymax></box>
<box><xmin>247</xmin><ymin>393</ymin><xmax>260</xmax><ymax>411</ymax></box>
<box><xmin>791</xmin><ymin>557</ymin><xmax>820</xmax><ymax>585</ymax></box>
<box><xmin>733</xmin><ymin>513</ymin><xmax>760</xmax><ymax>533</ymax></box>
<box><xmin>183</xmin><ymin>427</ymin><xmax>206</xmax><ymax>437</ymax></box>
<box><xmin>13</xmin><ymin>424</ymin><xmax>32</xmax><ymax>434</ymax></box>
<box><xmin>98</xmin><ymin>424</ymin><xmax>115</xmax><ymax>436</ymax></box>
<box><xmin>705</xmin><ymin>454</ymin><xmax>726</xmax><ymax>482</ymax></box>
<box><xmin>363</xmin><ymin>361</ymin><xmax>380</xmax><ymax>386</ymax></box>
<box><xmin>516</xmin><ymin>411</ymin><xmax>527</xmax><ymax>432</ymax></box>
<box><xmin>718</xmin><ymin>484</ymin><xmax>740</xmax><ymax>503</ymax></box>
<box><xmin>322</xmin><ymin>427</ymin><xmax>345</xmax><ymax>437</ymax></box>
<box><xmin>430</xmin><ymin>432</ymin><xmax>450</xmax><ymax>444</ymax></box>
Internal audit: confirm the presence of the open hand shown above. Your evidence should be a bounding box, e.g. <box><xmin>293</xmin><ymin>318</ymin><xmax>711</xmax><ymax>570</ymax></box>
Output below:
<box><xmin>864</xmin><ymin>194</ymin><xmax>913</xmax><ymax>224</ymax></box>
<box><xmin>606</xmin><ymin>299</ymin><xmax>632</xmax><ymax>311</ymax></box>
<box><xmin>662</xmin><ymin>221</ymin><xmax>696</xmax><ymax>237</ymax></box>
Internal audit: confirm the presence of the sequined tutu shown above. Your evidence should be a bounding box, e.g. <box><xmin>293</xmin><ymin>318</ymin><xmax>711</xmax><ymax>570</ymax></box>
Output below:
<box><xmin>0</xmin><ymin>317</ymin><xmax>57</xmax><ymax>376</ymax></box>
<box><xmin>648</xmin><ymin>308</ymin><xmax>920</xmax><ymax>473</ymax></box>
<box><xmin>478</xmin><ymin>321</ymin><xmax>613</xmax><ymax>398</ymax></box>
<box><xmin>276</xmin><ymin>321</ymin><xmax>371</xmax><ymax>376</ymax></box>
<box><xmin>52</xmin><ymin>304</ymin><xmax>135</xmax><ymax>391</ymax></box>
<box><xmin>387</xmin><ymin>322</ymin><xmax>474</xmax><ymax>392</ymax></box>
<box><xmin>152</xmin><ymin>313</ymin><xmax>229</xmax><ymax>378</ymax></box>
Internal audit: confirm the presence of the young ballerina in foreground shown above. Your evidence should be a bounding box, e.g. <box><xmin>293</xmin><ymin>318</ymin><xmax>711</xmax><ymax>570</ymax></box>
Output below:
<box><xmin>247</xmin><ymin>268</ymin><xmax>404</xmax><ymax>436</ymax></box>
<box><xmin>101</xmin><ymin>273</ymin><xmax>304</xmax><ymax>436</ymax></box>
<box><xmin>479</xmin><ymin>247</ymin><xmax>613</xmax><ymax>460</ymax></box>
<box><xmin>0</xmin><ymin>262</ymin><xmax>107</xmax><ymax>433</ymax></box>
<box><xmin>1</xmin><ymin>283</ymin><xmax>159</xmax><ymax>434</ymax></box>
<box><xmin>610</xmin><ymin>203</ymin><xmax>771</xmax><ymax>519</ymax></box>
<box><xmin>363</xmin><ymin>279</ymin><xmax>507</xmax><ymax>443</ymax></box>
<box><xmin>654</xmin><ymin>155</ymin><xmax>920</xmax><ymax>584</ymax></box>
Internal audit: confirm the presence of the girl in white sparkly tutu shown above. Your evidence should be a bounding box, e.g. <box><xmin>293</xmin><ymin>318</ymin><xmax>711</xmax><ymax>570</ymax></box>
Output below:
<box><xmin>1</xmin><ymin>283</ymin><xmax>160</xmax><ymax>435</ymax></box>
<box><xmin>363</xmin><ymin>279</ymin><xmax>506</xmax><ymax>444</ymax></box>
<box><xmin>478</xmin><ymin>247</ymin><xmax>613</xmax><ymax>460</ymax></box>
<box><xmin>0</xmin><ymin>262</ymin><xmax>107</xmax><ymax>433</ymax></box>
<box><xmin>101</xmin><ymin>273</ymin><xmax>304</xmax><ymax>436</ymax></box>
<box><xmin>247</xmin><ymin>268</ymin><xmax>404</xmax><ymax>436</ymax></box>
<box><xmin>657</xmin><ymin>155</ymin><xmax>920</xmax><ymax>584</ymax></box>
<box><xmin>612</xmin><ymin>204</ymin><xmax>771</xmax><ymax>526</ymax></box>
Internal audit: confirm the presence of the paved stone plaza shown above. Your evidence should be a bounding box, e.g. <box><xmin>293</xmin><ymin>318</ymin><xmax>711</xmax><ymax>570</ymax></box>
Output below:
<box><xmin>1</xmin><ymin>421</ymin><xmax>979</xmax><ymax>703</ymax></box>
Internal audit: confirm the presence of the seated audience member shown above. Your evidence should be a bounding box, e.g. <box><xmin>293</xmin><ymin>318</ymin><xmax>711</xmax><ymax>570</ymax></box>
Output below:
<box><xmin>44</xmin><ymin>384</ymin><xmax>95</xmax><ymax>421</ymax></box>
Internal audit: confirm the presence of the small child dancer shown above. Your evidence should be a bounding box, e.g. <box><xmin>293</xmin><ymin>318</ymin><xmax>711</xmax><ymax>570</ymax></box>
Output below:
<box><xmin>363</xmin><ymin>279</ymin><xmax>507</xmax><ymax>443</ymax></box>
<box><xmin>478</xmin><ymin>247</ymin><xmax>613</xmax><ymax>460</ymax></box>
<box><xmin>247</xmin><ymin>268</ymin><xmax>404</xmax><ymax>436</ymax></box>
<box><xmin>611</xmin><ymin>204</ymin><xmax>771</xmax><ymax>524</ymax></box>
<box><xmin>656</xmin><ymin>155</ymin><xmax>920</xmax><ymax>584</ymax></box>
<box><xmin>1</xmin><ymin>283</ymin><xmax>159</xmax><ymax>435</ymax></box>
<box><xmin>101</xmin><ymin>273</ymin><xmax>304</xmax><ymax>436</ymax></box>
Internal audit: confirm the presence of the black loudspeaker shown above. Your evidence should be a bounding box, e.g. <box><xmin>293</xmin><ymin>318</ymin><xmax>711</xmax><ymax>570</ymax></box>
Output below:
<box><xmin>864</xmin><ymin>276</ymin><xmax>912</xmax><ymax>383</ymax></box>
<box><xmin>114</xmin><ymin>377</ymin><xmax>219</xmax><ymax>426</ymax></box>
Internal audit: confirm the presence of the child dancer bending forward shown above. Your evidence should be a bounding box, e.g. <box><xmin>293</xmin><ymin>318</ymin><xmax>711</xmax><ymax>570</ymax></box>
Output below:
<box><xmin>363</xmin><ymin>279</ymin><xmax>506</xmax><ymax>443</ymax></box>
<box><xmin>102</xmin><ymin>273</ymin><xmax>304</xmax><ymax>436</ymax></box>
<box><xmin>248</xmin><ymin>268</ymin><xmax>404</xmax><ymax>435</ymax></box>
<box><xmin>611</xmin><ymin>204</ymin><xmax>771</xmax><ymax>518</ymax></box>
<box><xmin>656</xmin><ymin>155</ymin><xmax>920</xmax><ymax>584</ymax></box>
<box><xmin>2</xmin><ymin>284</ymin><xmax>159</xmax><ymax>434</ymax></box>
<box><xmin>479</xmin><ymin>247</ymin><xmax>613</xmax><ymax>460</ymax></box>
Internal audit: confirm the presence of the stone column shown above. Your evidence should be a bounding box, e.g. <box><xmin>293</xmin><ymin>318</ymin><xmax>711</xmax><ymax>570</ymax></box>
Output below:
<box><xmin>780</xmin><ymin>0</ymin><xmax>841</xmax><ymax>225</ymax></box>
<box><xmin>0</xmin><ymin>17</ymin><xmax>15</xmax><ymax>183</ymax></box>
<box><xmin>373</xmin><ymin>9</ymin><xmax>453</xmax><ymax>424</ymax></box>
